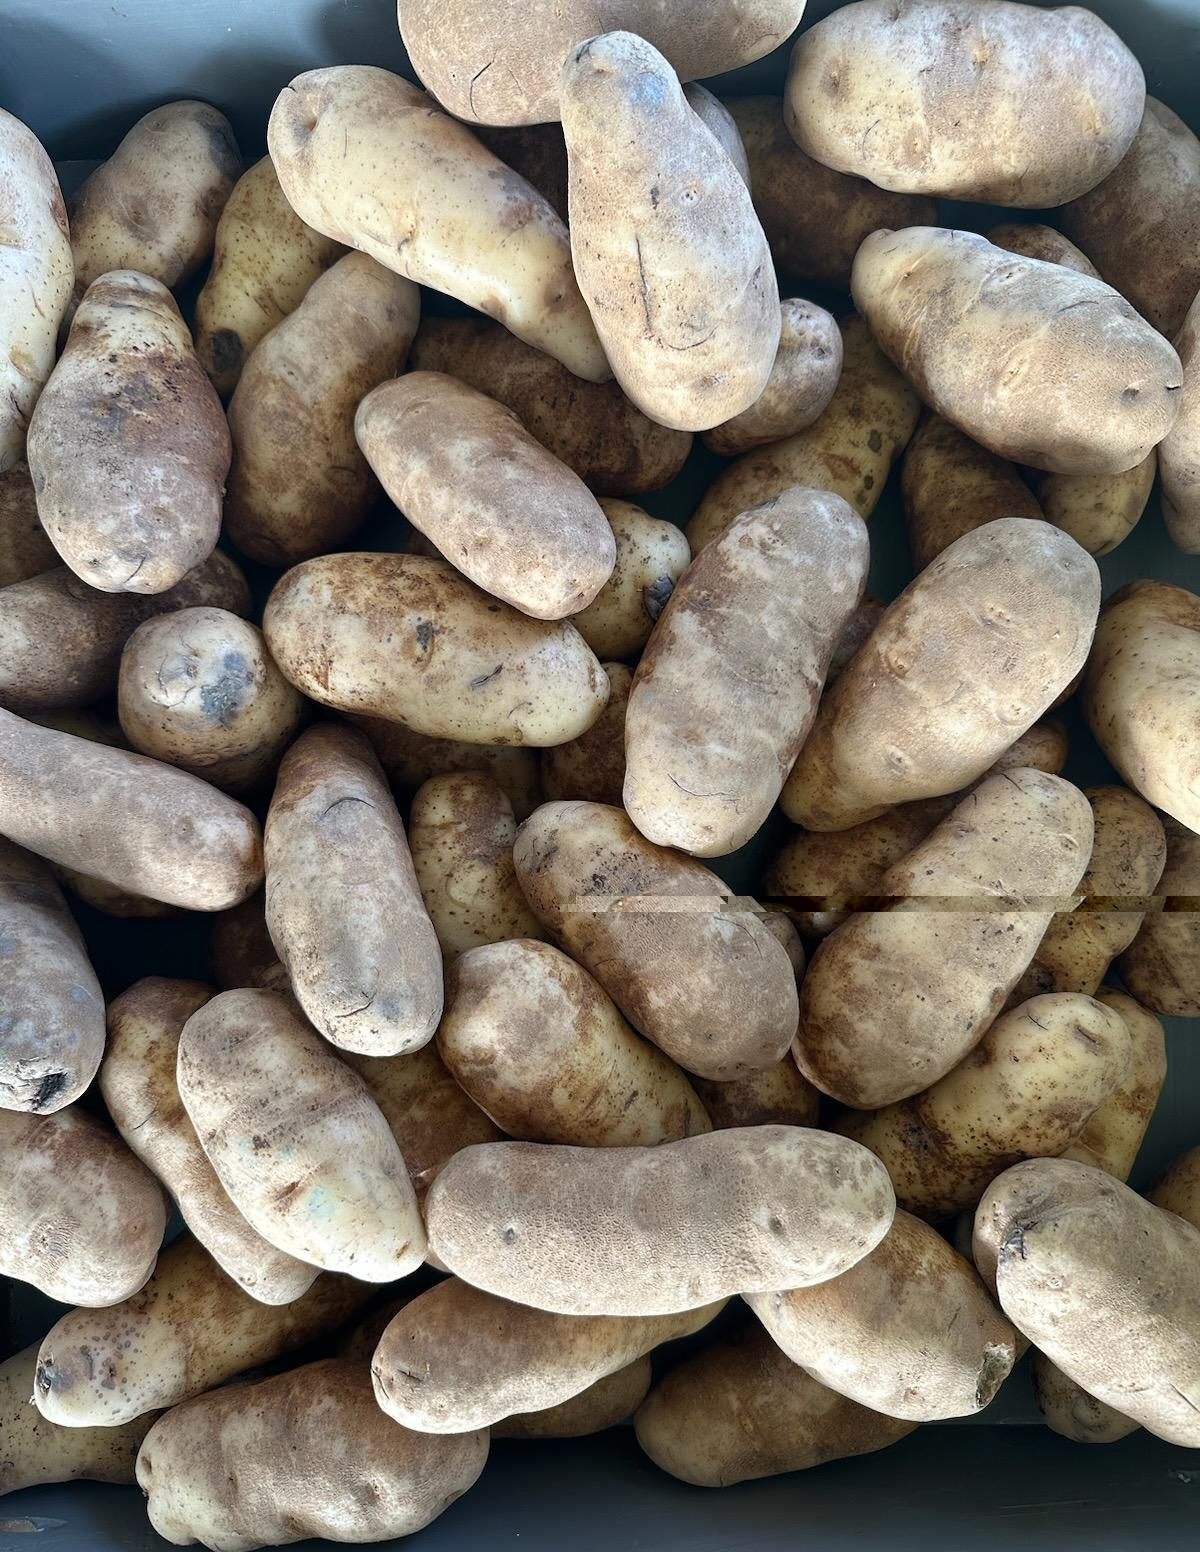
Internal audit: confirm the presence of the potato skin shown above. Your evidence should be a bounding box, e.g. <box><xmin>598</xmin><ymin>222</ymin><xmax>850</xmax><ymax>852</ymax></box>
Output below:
<box><xmin>496</xmin><ymin>1355</ymin><xmax>651</xmax><ymax>1438</ymax></box>
<box><xmin>1116</xmin><ymin>814</ymin><xmax>1200</xmax><ymax>1018</ymax></box>
<box><xmin>27</xmin><ymin>271</ymin><xmax>231</xmax><ymax>595</ymax></box>
<box><xmin>1161</xmin><ymin>290</ymin><xmax>1200</xmax><ymax>553</ymax></box>
<box><xmin>985</xmin><ymin>223</ymin><xmax>1101</xmax><ymax>277</ymax></box>
<box><xmin>539</xmin><ymin>661</ymin><xmax>630</xmax><ymax>806</ymax></box>
<box><xmin>136</xmin><ymin>1357</ymin><xmax>489</xmax><ymax>1552</ymax></box>
<box><xmin>209</xmin><ymin>891</ymin><xmax>291</xmax><ymax>995</ymax></box>
<box><xmin>0</xmin><ymin>1103</ymin><xmax>166</xmax><ymax>1306</ymax></box>
<box><xmin>513</xmin><ymin>800</ymin><xmax>799</xmax><ymax>1081</ymax></box>
<box><xmin>268</xmin><ymin>66</ymin><xmax>606</xmax><ymax>381</ymax></box>
<box><xmin>352</xmin><ymin>713</ymin><xmax>542</xmax><ymax>820</ymax></box>
<box><xmin>1149</xmin><ymin>1145</ymin><xmax>1200</xmax><ymax>1227</ymax></box>
<box><xmin>475</xmin><ymin>122</ymin><xmax>569</xmax><ymax>217</ymax></box>
<box><xmin>571</xmin><ymin>503</ymin><xmax>690</xmax><ymax>661</ymax></box>
<box><xmin>702</xmin><ymin>299</ymin><xmax>843</xmax><ymax>456</ymax></box>
<box><xmin>782</xmin><ymin>519</ymin><xmax>1099</xmax><ymax>831</ymax></box>
<box><xmin>692</xmin><ymin>1058</ymin><xmax>820</xmax><ymax>1131</ymax></box>
<box><xmin>1035</xmin><ymin>451</ymin><xmax>1156</xmax><ymax>557</ymax></box>
<box><xmin>0</xmin><ymin>461</ymin><xmax>56</xmax><ymax>585</ymax></box>
<box><xmin>786</xmin><ymin>2</ymin><xmax>1143</xmax><ymax>206</ymax></box>
<box><xmin>264</xmin><ymin>552</ymin><xmax>608</xmax><ymax>747</ymax></box>
<box><xmin>1032</xmin><ymin>1351</ymin><xmax>1140</xmax><ymax>1445</ymax></box>
<box><xmin>1059</xmin><ymin>992</ymin><xmax>1166</xmax><ymax>1182</ymax></box>
<box><xmin>684</xmin><ymin>82</ymin><xmax>750</xmax><ymax>186</ymax></box>
<box><xmin>852</xmin><ymin>228</ymin><xmax>1181</xmax><ymax>476</ymax></box>
<box><xmin>265</xmin><ymin>724</ymin><xmax>442</xmax><ymax>1055</ymax></box>
<box><xmin>625</xmin><ymin>489</ymin><xmax>868</xmax><ymax>856</ymax></box>
<box><xmin>426</xmin><ymin>1127</ymin><xmax>895</xmax><ymax>1316</ymax></box>
<box><xmin>561</xmin><ymin>32</ymin><xmax>779</xmax><ymax>432</ymax></box>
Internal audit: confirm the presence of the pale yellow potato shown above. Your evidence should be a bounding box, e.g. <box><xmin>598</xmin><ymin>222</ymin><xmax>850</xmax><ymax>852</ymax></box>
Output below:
<box><xmin>571</xmin><ymin>502</ymin><xmax>690</xmax><ymax>660</ymax></box>
<box><xmin>264</xmin><ymin>553</ymin><xmax>608</xmax><ymax>746</ymax></box>
<box><xmin>353</xmin><ymin>713</ymin><xmax>542</xmax><ymax>820</ymax></box>
<box><xmin>748</xmin><ymin>1210</ymin><xmax>1016</xmax><ymax>1420</ymax></box>
<box><xmin>1031</xmin><ymin>1351</ymin><xmax>1141</xmax><ymax>1445</ymax></box>
<box><xmin>0</xmin><ymin>109</ymin><xmax>73</xmax><ymax>470</ymax></box>
<box><xmin>28</xmin><ymin>272</ymin><xmax>230</xmax><ymax>595</ymax></box>
<box><xmin>1149</xmin><ymin>1145</ymin><xmax>1200</xmax><ymax>1226</ymax></box>
<box><xmin>786</xmin><ymin>2</ymin><xmax>1143</xmax><ymax>206</ymax></box>
<box><xmin>687</xmin><ymin>315</ymin><xmax>921</xmax><ymax>553</ymax></box>
<box><xmin>136</xmin><ymin>1357</ymin><xmax>488</xmax><ymax>1552</ymax></box>
<box><xmin>702</xmin><ymin>299</ymin><xmax>842</xmax><ymax>457</ymax></box>
<box><xmin>626</xmin><ymin>489</ymin><xmax>868</xmax><ymax>856</ymax></box>
<box><xmin>268</xmin><ymin>65</ymin><xmax>606</xmax><ymax>381</ymax></box>
<box><xmin>194</xmin><ymin>155</ymin><xmax>346</xmax><ymax>396</ymax></box>
<box><xmin>852</xmin><ymin>228</ymin><xmax>1181</xmax><ymax>476</ymax></box>
<box><xmin>0</xmin><ymin>459</ymin><xmax>56</xmax><ymax>584</ymax></box>
<box><xmin>0</xmin><ymin>1102</ymin><xmax>166</xmax><ymax>1305</ymax></box>
<box><xmin>827</xmin><ymin>594</ymin><xmax>886</xmax><ymax>683</ymax></box>
<box><xmin>561</xmin><ymin>32</ymin><xmax>779</xmax><ymax>432</ymax></box>
<box><xmin>1117</xmin><ymin>815</ymin><xmax>1200</xmax><ymax>1017</ymax></box>
<box><xmin>684</xmin><ymin>82</ymin><xmax>750</xmax><ymax>186</ymax></box>
<box><xmin>101</xmin><ymin>978</ymin><xmax>317</xmax><ymax>1304</ymax></box>
<box><xmin>513</xmin><ymin>800</ymin><xmax>798</xmax><ymax>1080</ymax></box>
<box><xmin>209</xmin><ymin>891</ymin><xmax>291</xmax><ymax>995</ymax></box>
<box><xmin>1034</xmin><ymin>451</ymin><xmax>1156</xmax><ymax>556</ymax></box>
<box><xmin>634</xmin><ymin>1322</ymin><xmax>917</xmax><ymax>1486</ymax></box>
<box><xmin>1060</xmin><ymin>991</ymin><xmax>1166</xmax><ymax>1181</ymax></box>
<box><xmin>539</xmin><ymin>661</ymin><xmax>629</xmax><ymax>806</ymax></box>
<box><xmin>1160</xmin><ymin>289</ymin><xmax>1200</xmax><ymax>553</ymax></box>
<box><xmin>178</xmin><ymin>989</ymin><xmax>426</xmax><ymax>1281</ymax></box>
<box><xmin>497</xmin><ymin>1356</ymin><xmax>652</xmax><ymax>1438</ymax></box>
<box><xmin>985</xmin><ymin>223</ymin><xmax>1101</xmax><ymax>277</ymax></box>
<box><xmin>794</xmin><ymin>771</ymin><xmax>1094</xmax><ymax>1108</ymax></box>
<box><xmin>426</xmin><ymin>1126</ymin><xmax>894</xmax><ymax>1315</ymax></box>
<box><xmin>692</xmin><ymin>1058</ymin><xmax>820</xmax><ymax>1131</ymax></box>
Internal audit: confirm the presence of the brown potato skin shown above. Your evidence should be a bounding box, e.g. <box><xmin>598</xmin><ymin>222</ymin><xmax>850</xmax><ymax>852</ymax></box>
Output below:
<box><xmin>702</xmin><ymin>300</ymin><xmax>844</xmax><ymax>456</ymax></box>
<box><xmin>1160</xmin><ymin>290</ymin><xmax>1200</xmax><ymax>553</ymax></box>
<box><xmin>692</xmin><ymin>1058</ymin><xmax>820</xmax><ymax>1131</ymax></box>
<box><xmin>475</xmin><ymin>123</ymin><xmax>569</xmax><ymax>218</ymax></box>
<box><xmin>209</xmin><ymin>891</ymin><xmax>291</xmax><ymax>995</ymax></box>
<box><xmin>0</xmin><ymin>460</ymin><xmax>56</xmax><ymax>585</ymax></box>
<box><xmin>1031</xmin><ymin>1351</ymin><xmax>1140</xmax><ymax>1445</ymax></box>
<box><xmin>985</xmin><ymin>223</ymin><xmax>1101</xmax><ymax>277</ymax></box>
<box><xmin>352</xmin><ymin>713</ymin><xmax>542</xmax><ymax>820</ymax></box>
<box><xmin>1059</xmin><ymin>991</ymin><xmax>1166</xmax><ymax>1182</ymax></box>
<box><xmin>1116</xmin><ymin>814</ymin><xmax>1200</xmax><ymax>1017</ymax></box>
<box><xmin>539</xmin><ymin>662</ymin><xmax>630</xmax><ymax>807</ymax></box>
<box><xmin>1035</xmin><ymin>451</ymin><xmax>1156</xmax><ymax>557</ymax></box>
<box><xmin>1149</xmin><ymin>1145</ymin><xmax>1200</xmax><ymax>1227</ymax></box>
<box><xmin>496</xmin><ymin>1355</ymin><xmax>652</xmax><ymax>1438</ymax></box>
<box><xmin>570</xmin><ymin>502</ymin><xmax>690</xmax><ymax>661</ymax></box>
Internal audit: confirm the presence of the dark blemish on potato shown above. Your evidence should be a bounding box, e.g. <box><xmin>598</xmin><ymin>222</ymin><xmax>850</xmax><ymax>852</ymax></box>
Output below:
<box><xmin>202</xmin><ymin>115</ymin><xmax>242</xmax><ymax>181</ymax></box>
<box><xmin>207</xmin><ymin>328</ymin><xmax>243</xmax><ymax>376</ymax></box>
<box><xmin>199</xmin><ymin>651</ymin><xmax>251</xmax><ymax>727</ymax></box>
<box><xmin>867</xmin><ymin>429</ymin><xmax>883</xmax><ymax>452</ymax></box>
<box><xmin>415</xmin><ymin>620</ymin><xmax>434</xmax><ymax>651</ymax></box>
<box><xmin>33</xmin><ymin>1069</ymin><xmax>68</xmax><ymax>1111</ymax></box>
<box><xmin>644</xmin><ymin>575</ymin><xmax>674</xmax><ymax>622</ymax></box>
<box><xmin>470</xmin><ymin>664</ymin><xmax>503</xmax><ymax>689</ymax></box>
<box><xmin>502</xmin><ymin>1226</ymin><xmax>517</xmax><ymax>1244</ymax></box>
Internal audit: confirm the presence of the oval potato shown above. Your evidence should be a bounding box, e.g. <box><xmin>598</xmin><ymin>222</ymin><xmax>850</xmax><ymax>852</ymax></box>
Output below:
<box><xmin>985</xmin><ymin>223</ymin><xmax>1100</xmax><ymax>277</ymax></box>
<box><xmin>1034</xmin><ymin>451</ymin><xmax>1156</xmax><ymax>557</ymax></box>
<box><xmin>570</xmin><ymin>503</ymin><xmax>690</xmax><ymax>661</ymax></box>
<box><xmin>539</xmin><ymin>661</ymin><xmax>629</xmax><ymax>807</ymax></box>
<box><xmin>352</xmin><ymin>714</ymin><xmax>541</xmax><ymax>820</ymax></box>
<box><xmin>1149</xmin><ymin>1145</ymin><xmax>1200</xmax><ymax>1226</ymax></box>
<box><xmin>1031</xmin><ymin>1350</ymin><xmax>1140</xmax><ymax>1445</ymax></box>
<box><xmin>691</xmin><ymin>1058</ymin><xmax>820</xmax><ymax>1131</ymax></box>
<box><xmin>702</xmin><ymin>299</ymin><xmax>843</xmax><ymax>456</ymax></box>
<box><xmin>1060</xmin><ymin>992</ymin><xmax>1166</xmax><ymax>1181</ymax></box>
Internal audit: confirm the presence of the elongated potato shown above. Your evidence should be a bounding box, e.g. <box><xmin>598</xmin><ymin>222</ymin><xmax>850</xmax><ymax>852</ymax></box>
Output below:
<box><xmin>702</xmin><ymin>299</ymin><xmax>843</xmax><ymax>456</ymax></box>
<box><xmin>0</xmin><ymin>460</ymin><xmax>56</xmax><ymax>585</ymax></box>
<box><xmin>0</xmin><ymin>109</ymin><xmax>73</xmax><ymax>471</ymax></box>
<box><xmin>178</xmin><ymin>989</ymin><xmax>426</xmax><ymax>1281</ymax></box>
<box><xmin>269</xmin><ymin>66</ymin><xmax>606</xmax><ymax>381</ymax></box>
<box><xmin>1117</xmin><ymin>815</ymin><xmax>1200</xmax><ymax>1017</ymax></box>
<box><xmin>692</xmin><ymin>1058</ymin><xmax>820</xmax><ymax>1131</ymax></box>
<box><xmin>265</xmin><ymin>553</ymin><xmax>608</xmax><ymax>746</ymax></box>
<box><xmin>1161</xmin><ymin>289</ymin><xmax>1200</xmax><ymax>553</ymax></box>
<box><xmin>626</xmin><ymin>489</ymin><xmax>868</xmax><ymax>856</ymax></box>
<box><xmin>427</xmin><ymin>1127</ymin><xmax>895</xmax><ymax>1316</ymax></box>
<box><xmin>635</xmin><ymin>1323</ymin><xmax>917</xmax><ymax>1486</ymax></box>
<box><xmin>562</xmin><ymin>33</ymin><xmax>777</xmax><ymax>431</ymax></box>
<box><xmin>101</xmin><ymin>979</ymin><xmax>317</xmax><ymax>1305</ymax></box>
<box><xmin>497</xmin><ymin>1356</ymin><xmax>652</xmax><ymax>1438</ymax></box>
<box><xmin>136</xmin><ymin>1358</ymin><xmax>488</xmax><ymax>1552</ymax></box>
<box><xmin>748</xmin><ymin>1211</ymin><xmax>1016</xmax><ymax>1420</ymax></box>
<box><xmin>985</xmin><ymin>223</ymin><xmax>1101</xmax><ymax>277</ymax></box>
<box><xmin>852</xmin><ymin>228</ymin><xmax>1180</xmax><ymax>475</ymax></box>
<box><xmin>539</xmin><ymin>662</ymin><xmax>629</xmax><ymax>806</ymax></box>
<box><xmin>783</xmin><ymin>520</ymin><xmax>1099</xmax><ymax>831</ymax></box>
<box><xmin>1034</xmin><ymin>451</ymin><xmax>1156</xmax><ymax>557</ymax></box>
<box><xmin>684</xmin><ymin>82</ymin><xmax>750</xmax><ymax>185</ymax></box>
<box><xmin>224</xmin><ymin>253</ymin><xmax>420</xmax><ymax>566</ymax></box>
<box><xmin>1060</xmin><ymin>991</ymin><xmax>1166</xmax><ymax>1181</ymax></box>
<box><xmin>839</xmin><ymin>993</ymin><xmax>1131</xmax><ymax>1218</ymax></box>
<box><xmin>569</xmin><ymin>502</ymin><xmax>690</xmax><ymax>660</ymax></box>
<box><xmin>34</xmin><ymin>1236</ymin><xmax>366</xmax><ymax>1428</ymax></box>
<box><xmin>353</xmin><ymin>714</ymin><xmax>542</xmax><ymax>820</ymax></box>
<box><xmin>686</xmin><ymin>315</ymin><xmax>920</xmax><ymax>553</ymax></box>
<box><xmin>795</xmin><ymin>772</ymin><xmax>1094</xmax><ymax>1108</ymax></box>
<box><xmin>514</xmin><ymin>801</ymin><xmax>798</xmax><ymax>1080</ymax></box>
<box><xmin>0</xmin><ymin>1103</ymin><xmax>166</xmax><ymax>1305</ymax></box>
<box><xmin>372</xmin><ymin>1276</ymin><xmax>721</xmax><ymax>1432</ymax></box>
<box><xmin>27</xmin><ymin>272</ymin><xmax>230</xmax><ymax>594</ymax></box>
<box><xmin>1149</xmin><ymin>1145</ymin><xmax>1200</xmax><ymax>1225</ymax></box>
<box><xmin>210</xmin><ymin>892</ymin><xmax>291</xmax><ymax>995</ymax></box>
<box><xmin>1031</xmin><ymin>1351</ymin><xmax>1140</xmax><ymax>1445</ymax></box>
<box><xmin>194</xmin><ymin>156</ymin><xmax>345</xmax><ymax>396</ymax></box>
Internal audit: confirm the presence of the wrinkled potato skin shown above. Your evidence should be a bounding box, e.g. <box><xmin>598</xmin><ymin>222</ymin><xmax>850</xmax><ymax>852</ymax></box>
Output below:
<box><xmin>539</xmin><ymin>662</ymin><xmax>630</xmax><ymax>806</ymax></box>
<box><xmin>634</xmin><ymin>1323</ymin><xmax>917</xmax><ymax>1487</ymax></box>
<box><xmin>782</xmin><ymin>520</ymin><xmax>1099</xmax><ymax>831</ymax></box>
<box><xmin>703</xmin><ymin>300</ymin><xmax>842</xmax><ymax>457</ymax></box>
<box><xmin>1035</xmin><ymin>452</ymin><xmax>1156</xmax><ymax>557</ymax></box>
<box><xmin>268</xmin><ymin>66</ymin><xmax>606</xmax><ymax>381</ymax></box>
<box><xmin>692</xmin><ymin>1058</ymin><xmax>820</xmax><ymax>1131</ymax></box>
<box><xmin>1060</xmin><ymin>992</ymin><xmax>1166</xmax><ymax>1181</ymax></box>
<box><xmin>100</xmin><ymin>978</ymin><xmax>317</xmax><ymax>1304</ymax></box>
<box><xmin>513</xmin><ymin>801</ymin><xmax>799</xmax><ymax>1081</ymax></box>
<box><xmin>1149</xmin><ymin>1145</ymin><xmax>1200</xmax><ymax>1227</ymax></box>
<box><xmin>136</xmin><ymin>1357</ymin><xmax>489</xmax><ymax>1552</ymax></box>
<box><xmin>985</xmin><ymin>223</ymin><xmax>1101</xmax><ymax>277</ymax></box>
<box><xmin>210</xmin><ymin>891</ymin><xmax>291</xmax><ymax>994</ymax></box>
<box><xmin>194</xmin><ymin>156</ymin><xmax>346</xmax><ymax>396</ymax></box>
<box><xmin>264</xmin><ymin>552</ymin><xmax>608</xmax><ymax>747</ymax></box>
<box><xmin>852</xmin><ymin>228</ymin><xmax>1180</xmax><ymax>477</ymax></box>
<box><xmin>0</xmin><ymin>461</ymin><xmax>57</xmax><ymax>584</ymax></box>
<box><xmin>497</xmin><ymin>1355</ymin><xmax>652</xmax><ymax>1438</ymax></box>
<box><xmin>1031</xmin><ymin>1351</ymin><xmax>1140</xmax><ymax>1445</ymax></box>
<box><xmin>687</xmin><ymin>316</ymin><xmax>920</xmax><ymax>553</ymax></box>
<box><xmin>571</xmin><ymin>503</ymin><xmax>690</xmax><ymax>661</ymax></box>
<box><xmin>786</xmin><ymin>2</ymin><xmax>1143</xmax><ymax>206</ymax></box>
<box><xmin>475</xmin><ymin>123</ymin><xmax>569</xmax><ymax>218</ymax></box>
<box><xmin>0</xmin><ymin>1103</ymin><xmax>166</xmax><ymax>1306</ymax></box>
<box><xmin>1117</xmin><ymin>815</ymin><xmax>1200</xmax><ymax>1017</ymax></box>
<box><xmin>1160</xmin><ymin>290</ymin><xmax>1200</xmax><ymax>553</ymax></box>
<box><xmin>561</xmin><ymin>33</ymin><xmax>779</xmax><ymax>433</ymax></box>
<box><xmin>353</xmin><ymin>713</ymin><xmax>542</xmax><ymax>820</ymax></box>
<box><xmin>684</xmin><ymin>83</ymin><xmax>750</xmax><ymax>186</ymax></box>
<box><xmin>426</xmin><ymin>1127</ymin><xmax>895</xmax><ymax>1316</ymax></box>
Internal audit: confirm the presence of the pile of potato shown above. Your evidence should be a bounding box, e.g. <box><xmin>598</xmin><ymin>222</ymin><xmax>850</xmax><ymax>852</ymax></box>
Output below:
<box><xmin>3</xmin><ymin>0</ymin><xmax>1200</xmax><ymax>1545</ymax></box>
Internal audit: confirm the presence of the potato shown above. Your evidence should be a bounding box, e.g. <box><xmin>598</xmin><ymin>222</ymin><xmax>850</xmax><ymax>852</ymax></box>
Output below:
<box><xmin>264</xmin><ymin>553</ymin><xmax>608</xmax><ymax>746</ymax></box>
<box><xmin>0</xmin><ymin>1103</ymin><xmax>166</xmax><ymax>1305</ymax></box>
<box><xmin>371</xmin><ymin>1275</ymin><xmax>721</xmax><ymax>1432</ymax></box>
<box><xmin>901</xmin><ymin>414</ymin><xmax>1043</xmax><ymax>572</ymax></box>
<box><xmin>686</xmin><ymin>315</ymin><xmax>921</xmax><ymax>553</ymax></box>
<box><xmin>701</xmin><ymin>300</ymin><xmax>842</xmax><ymax>457</ymax></box>
<box><xmin>839</xmin><ymin>992</ymin><xmax>1132</xmax><ymax>1218</ymax></box>
<box><xmin>748</xmin><ymin>1210</ymin><xmax>1016</xmax><ymax>1420</ymax></box>
<box><xmin>68</xmin><ymin>101</ymin><xmax>238</xmax><ymax>305</ymax></box>
<box><xmin>634</xmin><ymin>1322</ymin><xmax>916</xmax><ymax>1486</ymax></box>
<box><xmin>1160</xmin><ymin>289</ymin><xmax>1200</xmax><ymax>553</ymax></box>
<box><xmin>136</xmin><ymin>1357</ymin><xmax>488</xmax><ymax>1552</ymax></box>
<box><xmin>194</xmin><ymin>156</ymin><xmax>345</xmax><ymax>396</ymax></box>
<box><xmin>985</xmin><ymin>223</ymin><xmax>1101</xmax><ymax>277</ymax></box>
<box><xmin>33</xmin><ymin>1236</ymin><xmax>366</xmax><ymax>1429</ymax></box>
<box><xmin>178</xmin><ymin>989</ymin><xmax>426</xmax><ymax>1281</ymax></box>
<box><xmin>1031</xmin><ymin>1350</ymin><xmax>1140</xmax><ymax>1445</ymax></box>
<box><xmin>0</xmin><ymin>109</ymin><xmax>73</xmax><ymax>471</ymax></box>
<box><xmin>1084</xmin><ymin>580</ymin><xmax>1200</xmax><ymax>834</ymax></box>
<box><xmin>684</xmin><ymin>82</ymin><xmax>750</xmax><ymax>186</ymax></box>
<box><xmin>782</xmin><ymin>520</ymin><xmax>1099</xmax><ymax>831</ymax></box>
<box><xmin>1034</xmin><ymin>451</ymin><xmax>1156</xmax><ymax>557</ymax></box>
<box><xmin>475</xmin><ymin>122</ymin><xmax>568</xmax><ymax>217</ymax></box>
<box><xmin>626</xmin><ymin>489</ymin><xmax>868</xmax><ymax>856</ymax></box>
<box><xmin>691</xmin><ymin>1058</ymin><xmax>820</xmax><ymax>1131</ymax></box>
<box><xmin>0</xmin><ymin>460</ymin><xmax>56</xmax><ymax>585</ymax></box>
<box><xmin>1117</xmin><ymin>816</ymin><xmax>1200</xmax><ymax>1017</ymax></box>
<box><xmin>352</xmin><ymin>713</ymin><xmax>542</xmax><ymax>820</ymax></box>
<box><xmin>427</xmin><ymin>1126</ymin><xmax>895</xmax><ymax>1315</ymax></box>
<box><xmin>794</xmin><ymin>771</ymin><xmax>1094</xmax><ymax>1108</ymax></box>
<box><xmin>786</xmin><ymin>2</ymin><xmax>1143</xmax><ymax>206</ymax></box>
<box><xmin>513</xmin><ymin>800</ymin><xmax>798</xmax><ymax>1080</ymax></box>
<box><xmin>269</xmin><ymin>66</ymin><xmax>606</xmax><ymax>381</ymax></box>
<box><xmin>539</xmin><ymin>662</ymin><xmax>629</xmax><ymax>806</ymax></box>
<box><xmin>497</xmin><ymin>1356</ymin><xmax>652</xmax><ymax>1438</ymax></box>
<box><xmin>974</xmin><ymin>1158</ymin><xmax>1200</xmax><ymax>1446</ymax></box>
<box><xmin>571</xmin><ymin>502</ymin><xmax>690</xmax><ymax>660</ymax></box>
<box><xmin>264</xmin><ymin>724</ymin><xmax>442</xmax><ymax>1054</ymax></box>
<box><xmin>409</xmin><ymin>318</ymin><xmax>690</xmax><ymax>495</ymax></box>
<box><xmin>852</xmin><ymin>228</ymin><xmax>1181</xmax><ymax>476</ymax></box>
<box><xmin>1149</xmin><ymin>1145</ymin><xmax>1200</xmax><ymax>1226</ymax></box>
<box><xmin>210</xmin><ymin>892</ymin><xmax>291</xmax><ymax>995</ymax></box>
<box><xmin>827</xmin><ymin>595</ymin><xmax>885</xmax><ymax>683</ymax></box>
<box><xmin>101</xmin><ymin>978</ymin><xmax>317</xmax><ymax>1305</ymax></box>
<box><xmin>1060</xmin><ymin>992</ymin><xmax>1166</xmax><ymax>1181</ymax></box>
<box><xmin>399</xmin><ymin>0</ymin><xmax>804</xmax><ymax>125</ymax></box>
<box><xmin>27</xmin><ymin>272</ymin><xmax>230</xmax><ymax>594</ymax></box>
<box><xmin>439</xmin><ymin>939</ymin><xmax>710</xmax><ymax>1145</ymax></box>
